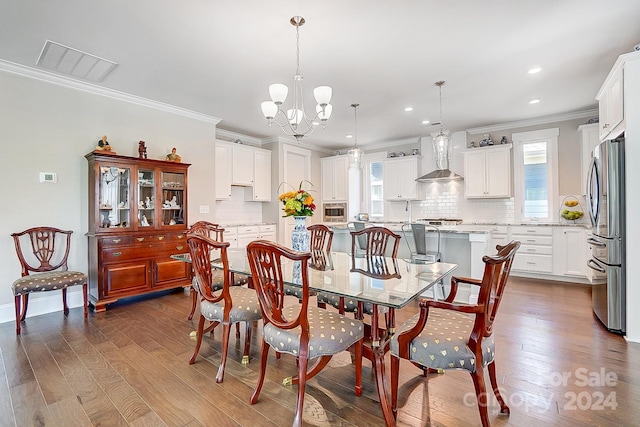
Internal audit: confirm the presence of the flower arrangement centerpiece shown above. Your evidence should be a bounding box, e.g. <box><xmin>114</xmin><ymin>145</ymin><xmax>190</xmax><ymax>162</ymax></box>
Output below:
<box><xmin>278</xmin><ymin>180</ymin><xmax>316</xmax><ymax>217</ymax></box>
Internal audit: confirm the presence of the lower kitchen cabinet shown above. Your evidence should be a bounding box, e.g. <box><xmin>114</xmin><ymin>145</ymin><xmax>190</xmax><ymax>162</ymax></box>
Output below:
<box><xmin>88</xmin><ymin>231</ymin><xmax>191</xmax><ymax>312</ymax></box>
<box><xmin>511</xmin><ymin>226</ymin><xmax>553</xmax><ymax>273</ymax></box>
<box><xmin>229</xmin><ymin>224</ymin><xmax>277</xmax><ymax>248</ymax></box>
<box><xmin>553</xmin><ymin>227</ymin><xmax>588</xmax><ymax>278</ymax></box>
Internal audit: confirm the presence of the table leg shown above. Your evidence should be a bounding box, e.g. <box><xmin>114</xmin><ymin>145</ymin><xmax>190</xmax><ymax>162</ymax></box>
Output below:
<box><xmin>371</xmin><ymin>303</ymin><xmax>396</xmax><ymax>426</ymax></box>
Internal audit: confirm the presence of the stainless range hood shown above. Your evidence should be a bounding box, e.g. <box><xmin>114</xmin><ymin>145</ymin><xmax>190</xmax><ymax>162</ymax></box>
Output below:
<box><xmin>416</xmin><ymin>168</ymin><xmax>463</xmax><ymax>182</ymax></box>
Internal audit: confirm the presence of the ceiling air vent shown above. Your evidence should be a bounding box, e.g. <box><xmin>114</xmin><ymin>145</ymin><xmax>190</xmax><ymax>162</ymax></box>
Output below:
<box><xmin>36</xmin><ymin>40</ymin><xmax>117</xmax><ymax>82</ymax></box>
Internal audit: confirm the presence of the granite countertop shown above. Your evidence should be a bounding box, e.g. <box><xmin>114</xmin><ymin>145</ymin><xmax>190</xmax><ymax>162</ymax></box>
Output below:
<box><xmin>328</xmin><ymin>223</ymin><xmax>491</xmax><ymax>234</ymax></box>
<box><xmin>220</xmin><ymin>222</ymin><xmax>276</xmax><ymax>227</ymax></box>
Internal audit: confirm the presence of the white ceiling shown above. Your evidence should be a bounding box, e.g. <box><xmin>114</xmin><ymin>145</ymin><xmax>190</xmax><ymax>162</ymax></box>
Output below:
<box><xmin>2</xmin><ymin>0</ymin><xmax>640</xmax><ymax>151</ymax></box>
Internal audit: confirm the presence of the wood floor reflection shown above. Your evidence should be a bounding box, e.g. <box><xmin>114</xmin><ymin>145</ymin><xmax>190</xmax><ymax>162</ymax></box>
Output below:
<box><xmin>1</xmin><ymin>276</ymin><xmax>638</xmax><ymax>426</ymax></box>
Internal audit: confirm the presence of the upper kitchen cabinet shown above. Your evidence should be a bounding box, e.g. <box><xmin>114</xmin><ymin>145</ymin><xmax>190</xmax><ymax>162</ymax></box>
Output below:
<box><xmin>321</xmin><ymin>155</ymin><xmax>349</xmax><ymax>202</ymax></box>
<box><xmin>214</xmin><ymin>140</ymin><xmax>271</xmax><ymax>202</ymax></box>
<box><xmin>579</xmin><ymin>123</ymin><xmax>600</xmax><ymax>194</ymax></box>
<box><xmin>463</xmin><ymin>144</ymin><xmax>512</xmax><ymax>198</ymax></box>
<box><xmin>597</xmin><ymin>65</ymin><xmax>624</xmax><ymax>141</ymax></box>
<box><xmin>384</xmin><ymin>156</ymin><xmax>422</xmax><ymax>200</ymax></box>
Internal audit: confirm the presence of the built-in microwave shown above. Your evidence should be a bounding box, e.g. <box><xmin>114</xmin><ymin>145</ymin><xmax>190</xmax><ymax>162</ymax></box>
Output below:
<box><xmin>323</xmin><ymin>203</ymin><xmax>347</xmax><ymax>222</ymax></box>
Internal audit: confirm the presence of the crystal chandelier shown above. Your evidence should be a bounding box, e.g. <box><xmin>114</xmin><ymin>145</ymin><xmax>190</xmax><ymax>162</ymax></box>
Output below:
<box><xmin>261</xmin><ymin>16</ymin><xmax>333</xmax><ymax>141</ymax></box>
<box><xmin>347</xmin><ymin>103</ymin><xmax>362</xmax><ymax>169</ymax></box>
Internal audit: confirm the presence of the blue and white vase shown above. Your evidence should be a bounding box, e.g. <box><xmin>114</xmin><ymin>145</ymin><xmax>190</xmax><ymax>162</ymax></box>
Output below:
<box><xmin>291</xmin><ymin>216</ymin><xmax>310</xmax><ymax>252</ymax></box>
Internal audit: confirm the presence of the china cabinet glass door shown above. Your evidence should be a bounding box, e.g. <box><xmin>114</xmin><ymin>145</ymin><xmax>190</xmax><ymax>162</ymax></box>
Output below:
<box><xmin>138</xmin><ymin>169</ymin><xmax>155</xmax><ymax>227</ymax></box>
<box><xmin>161</xmin><ymin>171</ymin><xmax>185</xmax><ymax>226</ymax></box>
<box><xmin>99</xmin><ymin>166</ymin><xmax>131</xmax><ymax>229</ymax></box>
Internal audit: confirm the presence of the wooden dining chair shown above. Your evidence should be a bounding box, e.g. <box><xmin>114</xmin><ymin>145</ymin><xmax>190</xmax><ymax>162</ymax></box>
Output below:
<box><xmin>186</xmin><ymin>233</ymin><xmax>262</xmax><ymax>383</ymax></box>
<box><xmin>186</xmin><ymin>221</ymin><xmax>249</xmax><ymax>320</ymax></box>
<box><xmin>389</xmin><ymin>241</ymin><xmax>521</xmax><ymax>427</ymax></box>
<box><xmin>11</xmin><ymin>227</ymin><xmax>88</xmax><ymax>335</ymax></box>
<box><xmin>246</xmin><ymin>240</ymin><xmax>364</xmax><ymax>427</ymax></box>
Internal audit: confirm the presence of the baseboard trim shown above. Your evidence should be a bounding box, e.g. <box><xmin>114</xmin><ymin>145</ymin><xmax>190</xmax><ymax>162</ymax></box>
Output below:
<box><xmin>0</xmin><ymin>288</ymin><xmax>87</xmax><ymax>325</ymax></box>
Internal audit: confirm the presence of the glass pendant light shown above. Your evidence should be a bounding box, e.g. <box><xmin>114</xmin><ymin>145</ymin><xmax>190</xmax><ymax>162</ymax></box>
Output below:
<box><xmin>347</xmin><ymin>103</ymin><xmax>362</xmax><ymax>169</ymax></box>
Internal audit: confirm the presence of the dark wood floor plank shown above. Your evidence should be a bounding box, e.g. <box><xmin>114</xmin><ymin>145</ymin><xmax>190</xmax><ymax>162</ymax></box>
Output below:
<box><xmin>46</xmin><ymin>396</ymin><xmax>94</xmax><ymax>427</ymax></box>
<box><xmin>0</xmin><ymin>354</ymin><xmax>16</xmax><ymax>427</ymax></box>
<box><xmin>10</xmin><ymin>380</ymin><xmax>50</xmax><ymax>427</ymax></box>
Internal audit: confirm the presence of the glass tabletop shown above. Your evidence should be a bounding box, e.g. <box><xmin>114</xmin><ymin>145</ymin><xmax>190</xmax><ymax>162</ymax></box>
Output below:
<box><xmin>173</xmin><ymin>249</ymin><xmax>457</xmax><ymax>310</ymax></box>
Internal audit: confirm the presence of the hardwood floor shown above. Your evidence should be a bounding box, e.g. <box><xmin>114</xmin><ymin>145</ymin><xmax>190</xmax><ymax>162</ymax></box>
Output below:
<box><xmin>1</xmin><ymin>277</ymin><xmax>639</xmax><ymax>426</ymax></box>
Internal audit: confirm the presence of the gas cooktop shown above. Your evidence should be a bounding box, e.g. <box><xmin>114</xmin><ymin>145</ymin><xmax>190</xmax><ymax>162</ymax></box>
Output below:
<box><xmin>416</xmin><ymin>218</ymin><xmax>464</xmax><ymax>226</ymax></box>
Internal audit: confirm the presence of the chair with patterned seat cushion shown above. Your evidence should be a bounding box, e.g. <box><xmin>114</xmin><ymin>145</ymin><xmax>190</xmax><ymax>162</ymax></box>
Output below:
<box><xmin>186</xmin><ymin>221</ymin><xmax>249</xmax><ymax>320</ymax></box>
<box><xmin>390</xmin><ymin>241</ymin><xmax>521</xmax><ymax>427</ymax></box>
<box><xmin>186</xmin><ymin>233</ymin><xmax>262</xmax><ymax>383</ymax></box>
<box><xmin>246</xmin><ymin>240</ymin><xmax>364</xmax><ymax>427</ymax></box>
<box><xmin>11</xmin><ymin>227</ymin><xmax>88</xmax><ymax>335</ymax></box>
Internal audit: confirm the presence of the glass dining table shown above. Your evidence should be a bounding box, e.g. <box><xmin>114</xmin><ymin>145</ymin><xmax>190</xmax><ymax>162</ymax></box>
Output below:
<box><xmin>173</xmin><ymin>248</ymin><xmax>457</xmax><ymax>426</ymax></box>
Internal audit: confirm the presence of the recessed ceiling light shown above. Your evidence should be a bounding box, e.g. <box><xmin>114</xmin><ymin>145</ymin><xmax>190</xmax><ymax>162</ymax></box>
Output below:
<box><xmin>346</xmin><ymin>134</ymin><xmax>353</xmax><ymax>139</ymax></box>
<box><xmin>529</xmin><ymin>98</ymin><xmax>541</xmax><ymax>104</ymax></box>
<box><xmin>528</xmin><ymin>67</ymin><xmax>542</xmax><ymax>74</ymax></box>
<box><xmin>421</xmin><ymin>120</ymin><xmax>430</xmax><ymax>125</ymax></box>
<box><xmin>404</xmin><ymin>107</ymin><xmax>413</xmax><ymax>112</ymax></box>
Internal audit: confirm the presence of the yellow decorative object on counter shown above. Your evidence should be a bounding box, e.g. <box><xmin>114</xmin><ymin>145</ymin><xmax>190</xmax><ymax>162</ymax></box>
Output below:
<box><xmin>560</xmin><ymin>196</ymin><xmax>584</xmax><ymax>221</ymax></box>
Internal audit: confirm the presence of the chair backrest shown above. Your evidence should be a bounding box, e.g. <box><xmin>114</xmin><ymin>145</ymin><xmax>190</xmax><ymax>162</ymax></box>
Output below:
<box><xmin>401</xmin><ymin>223</ymin><xmax>441</xmax><ymax>260</ymax></box>
<box><xmin>350</xmin><ymin>254</ymin><xmax>401</xmax><ymax>280</ymax></box>
<box><xmin>11</xmin><ymin>227</ymin><xmax>73</xmax><ymax>276</ymax></box>
<box><xmin>246</xmin><ymin>240</ymin><xmax>310</xmax><ymax>329</ymax></box>
<box><xmin>186</xmin><ymin>233</ymin><xmax>231</xmax><ymax>304</ymax></box>
<box><xmin>189</xmin><ymin>221</ymin><xmax>224</xmax><ymax>242</ymax></box>
<box><xmin>308</xmin><ymin>224</ymin><xmax>333</xmax><ymax>252</ymax></box>
<box><xmin>350</xmin><ymin>226</ymin><xmax>401</xmax><ymax>258</ymax></box>
<box><xmin>475</xmin><ymin>240</ymin><xmax>521</xmax><ymax>338</ymax></box>
<box><xmin>348</xmin><ymin>221</ymin><xmax>367</xmax><ymax>251</ymax></box>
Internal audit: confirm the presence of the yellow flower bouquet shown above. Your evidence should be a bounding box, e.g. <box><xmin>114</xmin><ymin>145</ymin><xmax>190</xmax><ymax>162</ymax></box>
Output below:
<box><xmin>278</xmin><ymin>181</ymin><xmax>316</xmax><ymax>217</ymax></box>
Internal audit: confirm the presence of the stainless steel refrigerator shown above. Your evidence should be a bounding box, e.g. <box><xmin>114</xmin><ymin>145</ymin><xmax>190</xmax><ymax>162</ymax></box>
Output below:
<box><xmin>586</xmin><ymin>138</ymin><xmax>625</xmax><ymax>334</ymax></box>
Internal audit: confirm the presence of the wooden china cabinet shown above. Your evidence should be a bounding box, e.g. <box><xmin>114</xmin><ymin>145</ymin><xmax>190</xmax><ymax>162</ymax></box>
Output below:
<box><xmin>86</xmin><ymin>152</ymin><xmax>191</xmax><ymax>312</ymax></box>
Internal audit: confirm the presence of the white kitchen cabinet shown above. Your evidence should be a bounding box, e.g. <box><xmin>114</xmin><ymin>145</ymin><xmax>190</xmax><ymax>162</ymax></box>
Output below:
<box><xmin>384</xmin><ymin>156</ymin><xmax>421</xmax><ymax>200</ymax></box>
<box><xmin>223</xmin><ymin>227</ymin><xmax>238</xmax><ymax>248</ymax></box>
<box><xmin>215</xmin><ymin>143</ymin><xmax>232</xmax><ymax>200</ymax></box>
<box><xmin>463</xmin><ymin>144</ymin><xmax>512</xmax><ymax>198</ymax></box>
<box><xmin>231</xmin><ymin>145</ymin><xmax>255</xmax><ymax>186</ymax></box>
<box><xmin>578</xmin><ymin>123</ymin><xmax>600</xmax><ymax>195</ymax></box>
<box><xmin>510</xmin><ymin>226</ymin><xmax>553</xmax><ymax>273</ymax></box>
<box><xmin>321</xmin><ymin>155</ymin><xmax>349</xmax><ymax>202</ymax></box>
<box><xmin>553</xmin><ymin>227</ymin><xmax>588</xmax><ymax>278</ymax></box>
<box><xmin>235</xmin><ymin>224</ymin><xmax>277</xmax><ymax>248</ymax></box>
<box><xmin>488</xmin><ymin>225</ymin><xmax>509</xmax><ymax>251</ymax></box>
<box><xmin>244</xmin><ymin>149</ymin><xmax>271</xmax><ymax>201</ymax></box>
<box><xmin>597</xmin><ymin>66</ymin><xmax>624</xmax><ymax>141</ymax></box>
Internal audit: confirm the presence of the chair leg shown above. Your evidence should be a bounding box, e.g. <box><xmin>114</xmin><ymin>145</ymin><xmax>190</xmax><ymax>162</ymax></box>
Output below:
<box><xmin>354</xmin><ymin>338</ymin><xmax>363</xmax><ymax>397</ymax></box>
<box><xmin>250</xmin><ymin>340</ymin><xmax>270</xmax><ymax>405</ymax></box>
<box><xmin>189</xmin><ymin>315</ymin><xmax>207</xmax><ymax>365</ymax></box>
<box><xmin>293</xmin><ymin>354</ymin><xmax>309</xmax><ymax>427</ymax></box>
<box><xmin>242</xmin><ymin>321</ymin><xmax>252</xmax><ymax>365</ymax></box>
<box><xmin>82</xmin><ymin>283</ymin><xmax>88</xmax><ymax>319</ymax></box>
<box><xmin>62</xmin><ymin>288</ymin><xmax>69</xmax><ymax>316</ymax></box>
<box><xmin>215</xmin><ymin>322</ymin><xmax>232</xmax><ymax>383</ymax></box>
<box><xmin>188</xmin><ymin>286</ymin><xmax>197</xmax><ymax>320</ymax></box>
<box><xmin>14</xmin><ymin>295</ymin><xmax>21</xmax><ymax>335</ymax></box>
<box><xmin>20</xmin><ymin>294</ymin><xmax>29</xmax><ymax>321</ymax></box>
<box><xmin>235</xmin><ymin>322</ymin><xmax>241</xmax><ymax>339</ymax></box>
<box><xmin>470</xmin><ymin>367</ymin><xmax>490</xmax><ymax>427</ymax></box>
<box><xmin>390</xmin><ymin>354</ymin><xmax>401</xmax><ymax>417</ymax></box>
<box><xmin>488</xmin><ymin>361</ymin><xmax>510</xmax><ymax>415</ymax></box>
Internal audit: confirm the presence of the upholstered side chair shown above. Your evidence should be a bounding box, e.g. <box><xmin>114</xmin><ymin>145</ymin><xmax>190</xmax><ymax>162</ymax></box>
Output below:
<box><xmin>11</xmin><ymin>227</ymin><xmax>88</xmax><ymax>335</ymax></box>
<box><xmin>186</xmin><ymin>233</ymin><xmax>262</xmax><ymax>383</ymax></box>
<box><xmin>246</xmin><ymin>240</ymin><xmax>364</xmax><ymax>427</ymax></box>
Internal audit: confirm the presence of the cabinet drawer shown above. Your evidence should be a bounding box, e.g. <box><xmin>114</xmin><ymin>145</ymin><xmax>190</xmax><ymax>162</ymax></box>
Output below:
<box><xmin>260</xmin><ymin>224</ymin><xmax>276</xmax><ymax>233</ymax></box>
<box><xmin>489</xmin><ymin>225</ymin><xmax>509</xmax><ymax>234</ymax></box>
<box><xmin>237</xmin><ymin>225</ymin><xmax>260</xmax><ymax>234</ymax></box>
<box><xmin>510</xmin><ymin>226</ymin><xmax>553</xmax><ymax>236</ymax></box>
<box><xmin>169</xmin><ymin>232</ymin><xmax>187</xmax><ymax>242</ymax></box>
<box><xmin>102</xmin><ymin>247</ymin><xmax>144</xmax><ymax>263</ymax></box>
<box><xmin>513</xmin><ymin>254</ymin><xmax>553</xmax><ymax>273</ymax></box>
<box><xmin>520</xmin><ymin>244</ymin><xmax>553</xmax><ymax>255</ymax></box>
<box><xmin>101</xmin><ymin>236</ymin><xmax>132</xmax><ymax>246</ymax></box>
<box><xmin>516</xmin><ymin>236</ymin><xmax>553</xmax><ymax>246</ymax></box>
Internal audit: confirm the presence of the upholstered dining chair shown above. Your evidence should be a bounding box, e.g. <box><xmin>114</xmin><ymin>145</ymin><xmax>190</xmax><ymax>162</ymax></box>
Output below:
<box><xmin>186</xmin><ymin>233</ymin><xmax>262</xmax><ymax>383</ymax></box>
<box><xmin>11</xmin><ymin>227</ymin><xmax>88</xmax><ymax>335</ymax></box>
<box><xmin>246</xmin><ymin>240</ymin><xmax>364</xmax><ymax>427</ymax></box>
<box><xmin>186</xmin><ymin>221</ymin><xmax>249</xmax><ymax>320</ymax></box>
<box><xmin>389</xmin><ymin>241</ymin><xmax>521</xmax><ymax>427</ymax></box>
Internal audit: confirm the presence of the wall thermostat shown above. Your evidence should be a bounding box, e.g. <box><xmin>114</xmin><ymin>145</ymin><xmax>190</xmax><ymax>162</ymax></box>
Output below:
<box><xmin>39</xmin><ymin>172</ymin><xmax>57</xmax><ymax>183</ymax></box>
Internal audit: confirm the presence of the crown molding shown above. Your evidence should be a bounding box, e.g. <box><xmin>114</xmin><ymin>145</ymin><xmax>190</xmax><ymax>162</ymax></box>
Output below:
<box><xmin>215</xmin><ymin>128</ymin><xmax>263</xmax><ymax>146</ymax></box>
<box><xmin>466</xmin><ymin>109</ymin><xmax>598</xmax><ymax>134</ymax></box>
<box><xmin>0</xmin><ymin>59</ymin><xmax>222</xmax><ymax>125</ymax></box>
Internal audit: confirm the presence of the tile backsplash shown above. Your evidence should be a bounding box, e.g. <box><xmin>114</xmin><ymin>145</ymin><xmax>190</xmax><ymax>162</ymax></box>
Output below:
<box><xmin>215</xmin><ymin>186</ymin><xmax>263</xmax><ymax>224</ymax></box>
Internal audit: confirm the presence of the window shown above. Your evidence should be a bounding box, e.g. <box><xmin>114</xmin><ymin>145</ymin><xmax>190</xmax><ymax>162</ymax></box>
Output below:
<box><xmin>364</xmin><ymin>152</ymin><xmax>387</xmax><ymax>219</ymax></box>
<box><xmin>512</xmin><ymin>128</ymin><xmax>559</xmax><ymax>222</ymax></box>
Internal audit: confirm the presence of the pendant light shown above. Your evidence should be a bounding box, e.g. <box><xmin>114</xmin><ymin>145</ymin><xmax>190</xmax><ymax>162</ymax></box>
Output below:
<box><xmin>347</xmin><ymin>103</ymin><xmax>362</xmax><ymax>169</ymax></box>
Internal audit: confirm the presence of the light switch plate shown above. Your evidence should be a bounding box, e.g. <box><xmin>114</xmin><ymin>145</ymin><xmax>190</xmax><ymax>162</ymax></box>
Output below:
<box><xmin>199</xmin><ymin>205</ymin><xmax>210</xmax><ymax>214</ymax></box>
<box><xmin>39</xmin><ymin>172</ymin><xmax>57</xmax><ymax>183</ymax></box>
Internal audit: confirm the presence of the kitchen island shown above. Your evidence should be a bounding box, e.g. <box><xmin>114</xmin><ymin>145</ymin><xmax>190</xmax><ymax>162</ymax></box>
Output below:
<box><xmin>328</xmin><ymin>222</ymin><xmax>493</xmax><ymax>303</ymax></box>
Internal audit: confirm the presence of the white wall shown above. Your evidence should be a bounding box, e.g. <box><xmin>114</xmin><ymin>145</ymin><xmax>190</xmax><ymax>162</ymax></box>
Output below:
<box><xmin>0</xmin><ymin>70</ymin><xmax>217</xmax><ymax>323</ymax></box>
